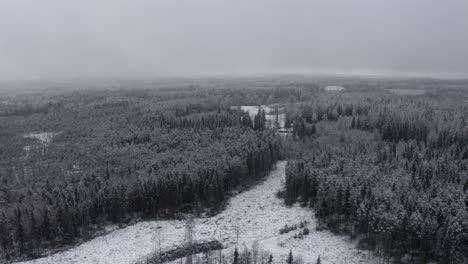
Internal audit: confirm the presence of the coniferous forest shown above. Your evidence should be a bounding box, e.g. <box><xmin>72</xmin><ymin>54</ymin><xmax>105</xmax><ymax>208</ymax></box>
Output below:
<box><xmin>0</xmin><ymin>77</ymin><xmax>467</xmax><ymax>263</ymax></box>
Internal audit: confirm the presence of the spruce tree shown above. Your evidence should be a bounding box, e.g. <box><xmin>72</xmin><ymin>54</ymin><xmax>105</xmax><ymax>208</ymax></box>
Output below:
<box><xmin>233</xmin><ymin>247</ymin><xmax>239</xmax><ymax>264</ymax></box>
<box><xmin>29</xmin><ymin>210</ymin><xmax>38</xmax><ymax>245</ymax></box>
<box><xmin>14</xmin><ymin>208</ymin><xmax>25</xmax><ymax>251</ymax></box>
<box><xmin>311</xmin><ymin>124</ymin><xmax>316</xmax><ymax>134</ymax></box>
<box><xmin>286</xmin><ymin>250</ymin><xmax>293</xmax><ymax>264</ymax></box>
<box><xmin>41</xmin><ymin>209</ymin><xmax>52</xmax><ymax>241</ymax></box>
<box><xmin>0</xmin><ymin>212</ymin><xmax>11</xmax><ymax>257</ymax></box>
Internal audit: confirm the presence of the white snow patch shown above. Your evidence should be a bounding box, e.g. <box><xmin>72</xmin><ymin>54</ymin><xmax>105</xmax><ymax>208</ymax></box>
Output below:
<box><xmin>22</xmin><ymin>146</ymin><xmax>31</xmax><ymax>159</ymax></box>
<box><xmin>23</xmin><ymin>132</ymin><xmax>59</xmax><ymax>144</ymax></box>
<box><xmin>233</xmin><ymin>105</ymin><xmax>285</xmax><ymax>129</ymax></box>
<box><xmin>16</xmin><ymin>162</ymin><xmax>375</xmax><ymax>264</ymax></box>
<box><xmin>325</xmin><ymin>86</ymin><xmax>345</xmax><ymax>92</ymax></box>
<box><xmin>22</xmin><ymin>132</ymin><xmax>60</xmax><ymax>159</ymax></box>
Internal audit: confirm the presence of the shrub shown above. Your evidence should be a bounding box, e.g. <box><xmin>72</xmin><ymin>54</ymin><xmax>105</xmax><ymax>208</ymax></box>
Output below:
<box><xmin>279</xmin><ymin>224</ymin><xmax>298</xmax><ymax>234</ymax></box>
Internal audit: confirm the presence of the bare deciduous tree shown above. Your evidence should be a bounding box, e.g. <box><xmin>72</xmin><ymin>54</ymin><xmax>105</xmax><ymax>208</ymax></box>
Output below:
<box><xmin>185</xmin><ymin>214</ymin><xmax>195</xmax><ymax>264</ymax></box>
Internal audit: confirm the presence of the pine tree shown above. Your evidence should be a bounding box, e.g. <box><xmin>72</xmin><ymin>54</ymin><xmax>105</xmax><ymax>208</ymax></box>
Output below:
<box><xmin>41</xmin><ymin>209</ymin><xmax>52</xmax><ymax>241</ymax></box>
<box><xmin>242</xmin><ymin>112</ymin><xmax>253</xmax><ymax>128</ymax></box>
<box><xmin>254</xmin><ymin>109</ymin><xmax>266</xmax><ymax>130</ymax></box>
<box><xmin>275</xmin><ymin>107</ymin><xmax>280</xmax><ymax>129</ymax></box>
<box><xmin>233</xmin><ymin>247</ymin><xmax>239</xmax><ymax>264</ymax></box>
<box><xmin>0</xmin><ymin>212</ymin><xmax>12</xmax><ymax>258</ymax></box>
<box><xmin>311</xmin><ymin>124</ymin><xmax>316</xmax><ymax>135</ymax></box>
<box><xmin>29</xmin><ymin>210</ymin><xmax>38</xmax><ymax>245</ymax></box>
<box><xmin>14</xmin><ymin>208</ymin><xmax>25</xmax><ymax>250</ymax></box>
<box><xmin>286</xmin><ymin>250</ymin><xmax>293</xmax><ymax>264</ymax></box>
<box><xmin>285</xmin><ymin>112</ymin><xmax>291</xmax><ymax>129</ymax></box>
<box><xmin>316</xmin><ymin>256</ymin><xmax>321</xmax><ymax>264</ymax></box>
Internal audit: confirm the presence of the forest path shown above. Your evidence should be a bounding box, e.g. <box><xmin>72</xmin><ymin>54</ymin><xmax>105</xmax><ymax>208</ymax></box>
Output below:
<box><xmin>18</xmin><ymin>161</ymin><xmax>375</xmax><ymax>264</ymax></box>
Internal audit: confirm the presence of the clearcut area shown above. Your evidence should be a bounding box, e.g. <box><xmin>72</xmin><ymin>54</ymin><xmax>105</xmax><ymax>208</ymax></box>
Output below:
<box><xmin>17</xmin><ymin>161</ymin><xmax>375</xmax><ymax>264</ymax></box>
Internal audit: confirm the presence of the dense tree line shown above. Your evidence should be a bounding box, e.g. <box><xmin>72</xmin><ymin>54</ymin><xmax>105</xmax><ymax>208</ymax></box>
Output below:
<box><xmin>283</xmin><ymin>94</ymin><xmax>468</xmax><ymax>263</ymax></box>
<box><xmin>0</xmin><ymin>128</ymin><xmax>280</xmax><ymax>259</ymax></box>
<box><xmin>0</xmin><ymin>84</ymin><xmax>287</xmax><ymax>260</ymax></box>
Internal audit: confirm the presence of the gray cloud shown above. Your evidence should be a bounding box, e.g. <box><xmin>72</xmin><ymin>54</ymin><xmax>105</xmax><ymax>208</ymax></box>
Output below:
<box><xmin>1</xmin><ymin>0</ymin><xmax>468</xmax><ymax>81</ymax></box>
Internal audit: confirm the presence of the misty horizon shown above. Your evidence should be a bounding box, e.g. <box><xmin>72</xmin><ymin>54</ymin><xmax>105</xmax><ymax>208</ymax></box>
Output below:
<box><xmin>1</xmin><ymin>0</ymin><xmax>468</xmax><ymax>82</ymax></box>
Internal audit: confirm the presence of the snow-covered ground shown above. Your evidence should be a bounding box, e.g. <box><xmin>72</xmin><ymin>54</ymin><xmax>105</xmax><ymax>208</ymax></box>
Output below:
<box><xmin>234</xmin><ymin>105</ymin><xmax>285</xmax><ymax>129</ymax></box>
<box><xmin>324</xmin><ymin>86</ymin><xmax>345</xmax><ymax>92</ymax></box>
<box><xmin>22</xmin><ymin>132</ymin><xmax>60</xmax><ymax>159</ymax></box>
<box><xmin>17</xmin><ymin>161</ymin><xmax>375</xmax><ymax>264</ymax></box>
<box><xmin>23</xmin><ymin>132</ymin><xmax>58</xmax><ymax>144</ymax></box>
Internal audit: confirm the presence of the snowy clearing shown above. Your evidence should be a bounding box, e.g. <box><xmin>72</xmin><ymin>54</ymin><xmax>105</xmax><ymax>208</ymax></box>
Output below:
<box><xmin>324</xmin><ymin>86</ymin><xmax>345</xmax><ymax>92</ymax></box>
<box><xmin>17</xmin><ymin>161</ymin><xmax>375</xmax><ymax>264</ymax></box>
<box><xmin>23</xmin><ymin>132</ymin><xmax>60</xmax><ymax>144</ymax></box>
<box><xmin>234</xmin><ymin>105</ymin><xmax>285</xmax><ymax>129</ymax></box>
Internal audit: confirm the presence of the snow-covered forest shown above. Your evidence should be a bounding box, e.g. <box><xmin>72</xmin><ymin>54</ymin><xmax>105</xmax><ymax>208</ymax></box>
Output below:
<box><xmin>0</xmin><ymin>77</ymin><xmax>467</xmax><ymax>263</ymax></box>
<box><xmin>283</xmin><ymin>93</ymin><xmax>468</xmax><ymax>263</ymax></box>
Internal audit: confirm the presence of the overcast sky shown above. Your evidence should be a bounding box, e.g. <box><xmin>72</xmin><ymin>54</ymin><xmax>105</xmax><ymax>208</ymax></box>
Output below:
<box><xmin>1</xmin><ymin>0</ymin><xmax>468</xmax><ymax>81</ymax></box>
